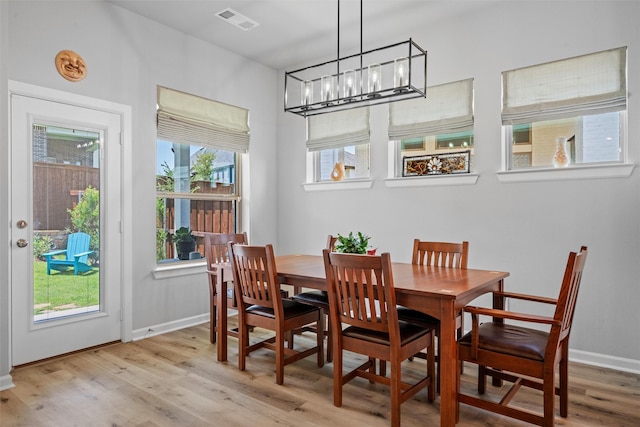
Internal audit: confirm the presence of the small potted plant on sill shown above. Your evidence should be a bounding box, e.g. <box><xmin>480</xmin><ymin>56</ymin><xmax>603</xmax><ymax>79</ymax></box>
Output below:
<box><xmin>334</xmin><ymin>231</ymin><xmax>375</xmax><ymax>255</ymax></box>
<box><xmin>173</xmin><ymin>226</ymin><xmax>196</xmax><ymax>260</ymax></box>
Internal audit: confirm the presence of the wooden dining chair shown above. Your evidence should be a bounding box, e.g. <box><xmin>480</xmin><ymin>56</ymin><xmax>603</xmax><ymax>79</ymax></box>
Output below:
<box><xmin>291</xmin><ymin>234</ymin><xmax>337</xmax><ymax>362</ymax></box>
<box><xmin>204</xmin><ymin>232</ymin><xmax>247</xmax><ymax>344</ymax></box>
<box><xmin>457</xmin><ymin>246</ymin><xmax>588</xmax><ymax>427</ymax></box>
<box><xmin>228</xmin><ymin>243</ymin><xmax>324</xmax><ymax>385</ymax></box>
<box><xmin>396</xmin><ymin>239</ymin><xmax>469</xmax><ymax>390</ymax></box>
<box><xmin>323</xmin><ymin>249</ymin><xmax>435</xmax><ymax>427</ymax></box>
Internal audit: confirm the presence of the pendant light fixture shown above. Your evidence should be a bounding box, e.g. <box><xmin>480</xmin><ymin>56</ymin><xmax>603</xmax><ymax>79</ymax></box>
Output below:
<box><xmin>284</xmin><ymin>0</ymin><xmax>427</xmax><ymax>117</ymax></box>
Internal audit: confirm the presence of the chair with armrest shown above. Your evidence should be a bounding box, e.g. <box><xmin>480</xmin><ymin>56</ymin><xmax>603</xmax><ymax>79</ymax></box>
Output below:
<box><xmin>228</xmin><ymin>242</ymin><xmax>324</xmax><ymax>385</ymax></box>
<box><xmin>291</xmin><ymin>234</ymin><xmax>337</xmax><ymax>362</ymax></box>
<box><xmin>44</xmin><ymin>232</ymin><xmax>94</xmax><ymax>275</ymax></box>
<box><xmin>323</xmin><ymin>249</ymin><xmax>435</xmax><ymax>427</ymax></box>
<box><xmin>204</xmin><ymin>232</ymin><xmax>247</xmax><ymax>344</ymax></box>
<box><xmin>456</xmin><ymin>246</ymin><xmax>588</xmax><ymax>427</ymax></box>
<box><xmin>396</xmin><ymin>239</ymin><xmax>469</xmax><ymax>390</ymax></box>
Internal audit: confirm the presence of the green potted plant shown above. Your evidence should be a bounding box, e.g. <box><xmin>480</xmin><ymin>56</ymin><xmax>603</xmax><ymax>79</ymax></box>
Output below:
<box><xmin>173</xmin><ymin>226</ymin><xmax>196</xmax><ymax>260</ymax></box>
<box><xmin>334</xmin><ymin>231</ymin><xmax>373</xmax><ymax>255</ymax></box>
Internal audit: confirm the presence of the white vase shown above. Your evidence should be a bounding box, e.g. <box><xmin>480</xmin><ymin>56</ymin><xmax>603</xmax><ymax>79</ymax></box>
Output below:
<box><xmin>553</xmin><ymin>136</ymin><xmax>570</xmax><ymax>168</ymax></box>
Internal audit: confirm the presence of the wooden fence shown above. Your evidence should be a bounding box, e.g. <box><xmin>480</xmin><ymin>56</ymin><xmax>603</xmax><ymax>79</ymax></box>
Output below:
<box><xmin>33</xmin><ymin>162</ymin><xmax>100</xmax><ymax>231</ymax></box>
<box><xmin>162</xmin><ymin>182</ymin><xmax>236</xmax><ymax>258</ymax></box>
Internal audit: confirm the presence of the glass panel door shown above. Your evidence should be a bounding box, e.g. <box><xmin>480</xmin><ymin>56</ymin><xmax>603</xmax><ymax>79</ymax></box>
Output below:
<box><xmin>33</xmin><ymin>125</ymin><xmax>101</xmax><ymax>322</ymax></box>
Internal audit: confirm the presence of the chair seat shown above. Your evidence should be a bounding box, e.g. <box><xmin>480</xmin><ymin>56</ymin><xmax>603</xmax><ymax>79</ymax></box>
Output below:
<box><xmin>459</xmin><ymin>322</ymin><xmax>548</xmax><ymax>361</ymax></box>
<box><xmin>396</xmin><ymin>306</ymin><xmax>439</xmax><ymax>328</ymax></box>
<box><xmin>343</xmin><ymin>320</ymin><xmax>431</xmax><ymax>346</ymax></box>
<box><xmin>247</xmin><ymin>299</ymin><xmax>319</xmax><ymax>320</ymax></box>
<box><xmin>292</xmin><ymin>290</ymin><xmax>329</xmax><ymax>307</ymax></box>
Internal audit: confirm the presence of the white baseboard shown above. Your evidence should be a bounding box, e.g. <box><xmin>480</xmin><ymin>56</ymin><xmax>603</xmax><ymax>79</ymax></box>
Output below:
<box><xmin>131</xmin><ymin>313</ymin><xmax>209</xmax><ymax>341</ymax></box>
<box><xmin>570</xmin><ymin>348</ymin><xmax>640</xmax><ymax>374</ymax></box>
<box><xmin>0</xmin><ymin>374</ymin><xmax>15</xmax><ymax>391</ymax></box>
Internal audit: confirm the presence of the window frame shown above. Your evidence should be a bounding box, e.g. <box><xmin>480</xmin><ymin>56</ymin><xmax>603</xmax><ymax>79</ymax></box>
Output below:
<box><xmin>498</xmin><ymin>111</ymin><xmax>633</xmax><ymax>183</ymax></box>
<box><xmin>499</xmin><ymin>47</ymin><xmax>633</xmax><ymax>182</ymax></box>
<box><xmin>154</xmin><ymin>142</ymin><xmax>241</xmax><ymax>267</ymax></box>
<box><xmin>154</xmin><ymin>86</ymin><xmax>249</xmax><ymax>272</ymax></box>
<box><xmin>385</xmin><ymin>78</ymin><xmax>478</xmax><ymax>188</ymax></box>
<box><xmin>304</xmin><ymin>148</ymin><xmax>373</xmax><ymax>192</ymax></box>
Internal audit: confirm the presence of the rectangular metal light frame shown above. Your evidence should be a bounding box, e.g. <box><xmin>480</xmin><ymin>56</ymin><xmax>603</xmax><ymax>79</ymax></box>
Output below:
<box><xmin>284</xmin><ymin>39</ymin><xmax>427</xmax><ymax>117</ymax></box>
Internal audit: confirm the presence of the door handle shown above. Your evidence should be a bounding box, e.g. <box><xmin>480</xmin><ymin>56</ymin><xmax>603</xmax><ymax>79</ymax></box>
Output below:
<box><xmin>16</xmin><ymin>239</ymin><xmax>29</xmax><ymax>248</ymax></box>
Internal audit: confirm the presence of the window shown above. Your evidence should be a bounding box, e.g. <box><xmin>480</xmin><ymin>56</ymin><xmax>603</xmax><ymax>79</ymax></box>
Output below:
<box><xmin>389</xmin><ymin>79</ymin><xmax>475</xmax><ymax>177</ymax></box>
<box><xmin>502</xmin><ymin>47</ymin><xmax>627</xmax><ymax>170</ymax></box>
<box><xmin>316</xmin><ymin>145</ymin><xmax>370</xmax><ymax>181</ymax></box>
<box><xmin>306</xmin><ymin>108</ymin><xmax>370</xmax><ymax>183</ymax></box>
<box><xmin>156</xmin><ymin>86</ymin><xmax>248</xmax><ymax>264</ymax></box>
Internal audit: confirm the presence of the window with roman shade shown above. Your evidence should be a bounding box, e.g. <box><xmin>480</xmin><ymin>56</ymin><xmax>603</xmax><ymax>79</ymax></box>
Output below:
<box><xmin>388</xmin><ymin>79</ymin><xmax>475</xmax><ymax>178</ymax></box>
<box><xmin>389</xmin><ymin>78</ymin><xmax>474</xmax><ymax>140</ymax></box>
<box><xmin>500</xmin><ymin>47</ymin><xmax>628</xmax><ymax>173</ymax></box>
<box><xmin>502</xmin><ymin>47</ymin><xmax>626</xmax><ymax>125</ymax></box>
<box><xmin>306</xmin><ymin>107</ymin><xmax>370</xmax><ymax>152</ymax></box>
<box><xmin>157</xmin><ymin>86</ymin><xmax>250</xmax><ymax>153</ymax></box>
<box><xmin>155</xmin><ymin>86</ymin><xmax>248</xmax><ymax>264</ymax></box>
<box><xmin>305</xmin><ymin>108</ymin><xmax>371</xmax><ymax>183</ymax></box>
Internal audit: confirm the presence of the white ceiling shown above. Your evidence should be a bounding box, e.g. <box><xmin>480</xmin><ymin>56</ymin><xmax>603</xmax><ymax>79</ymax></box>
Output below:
<box><xmin>107</xmin><ymin>0</ymin><xmax>495</xmax><ymax>70</ymax></box>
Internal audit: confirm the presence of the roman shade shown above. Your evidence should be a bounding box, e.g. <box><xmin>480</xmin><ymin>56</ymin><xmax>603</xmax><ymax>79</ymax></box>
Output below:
<box><xmin>388</xmin><ymin>78</ymin><xmax>474</xmax><ymax>140</ymax></box>
<box><xmin>306</xmin><ymin>108</ymin><xmax>370</xmax><ymax>152</ymax></box>
<box><xmin>157</xmin><ymin>86</ymin><xmax>250</xmax><ymax>153</ymax></box>
<box><xmin>502</xmin><ymin>47</ymin><xmax>627</xmax><ymax>125</ymax></box>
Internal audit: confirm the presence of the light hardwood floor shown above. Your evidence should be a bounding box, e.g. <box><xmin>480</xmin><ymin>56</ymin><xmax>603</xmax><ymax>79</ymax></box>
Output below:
<box><xmin>1</xmin><ymin>320</ymin><xmax>639</xmax><ymax>426</ymax></box>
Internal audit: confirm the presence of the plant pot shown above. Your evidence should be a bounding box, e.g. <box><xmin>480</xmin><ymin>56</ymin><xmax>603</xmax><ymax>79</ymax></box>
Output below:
<box><xmin>176</xmin><ymin>240</ymin><xmax>196</xmax><ymax>260</ymax></box>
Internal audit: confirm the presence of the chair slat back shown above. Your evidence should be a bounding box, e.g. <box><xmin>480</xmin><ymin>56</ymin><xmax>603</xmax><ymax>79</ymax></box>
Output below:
<box><xmin>228</xmin><ymin>243</ymin><xmax>280</xmax><ymax>311</ymax></box>
<box><xmin>66</xmin><ymin>232</ymin><xmax>91</xmax><ymax>262</ymax></box>
<box><xmin>412</xmin><ymin>239</ymin><xmax>469</xmax><ymax>269</ymax></box>
<box><xmin>204</xmin><ymin>232</ymin><xmax>247</xmax><ymax>268</ymax></box>
<box><xmin>551</xmin><ymin>246</ymin><xmax>588</xmax><ymax>347</ymax></box>
<box><xmin>323</xmin><ymin>250</ymin><xmax>398</xmax><ymax>336</ymax></box>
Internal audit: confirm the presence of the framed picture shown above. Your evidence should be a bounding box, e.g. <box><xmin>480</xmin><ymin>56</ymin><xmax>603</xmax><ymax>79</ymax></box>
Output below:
<box><xmin>403</xmin><ymin>151</ymin><xmax>470</xmax><ymax>176</ymax></box>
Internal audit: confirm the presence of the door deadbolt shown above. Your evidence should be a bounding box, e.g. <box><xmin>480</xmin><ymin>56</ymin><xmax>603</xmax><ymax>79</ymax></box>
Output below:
<box><xmin>16</xmin><ymin>239</ymin><xmax>29</xmax><ymax>248</ymax></box>
<box><xmin>16</xmin><ymin>220</ymin><xmax>27</xmax><ymax>229</ymax></box>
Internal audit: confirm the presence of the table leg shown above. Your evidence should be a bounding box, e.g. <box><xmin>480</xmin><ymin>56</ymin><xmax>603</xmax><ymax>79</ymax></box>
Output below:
<box><xmin>216</xmin><ymin>274</ymin><xmax>228</xmax><ymax>362</ymax></box>
<box><xmin>439</xmin><ymin>299</ymin><xmax>457</xmax><ymax>427</ymax></box>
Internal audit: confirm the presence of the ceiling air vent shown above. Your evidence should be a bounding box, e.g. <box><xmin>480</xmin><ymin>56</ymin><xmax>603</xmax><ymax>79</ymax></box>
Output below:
<box><xmin>215</xmin><ymin>8</ymin><xmax>260</xmax><ymax>31</ymax></box>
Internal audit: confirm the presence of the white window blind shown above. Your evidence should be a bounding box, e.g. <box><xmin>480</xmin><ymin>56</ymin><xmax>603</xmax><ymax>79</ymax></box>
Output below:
<box><xmin>306</xmin><ymin>108</ymin><xmax>370</xmax><ymax>152</ymax></box>
<box><xmin>502</xmin><ymin>47</ymin><xmax>627</xmax><ymax>125</ymax></box>
<box><xmin>157</xmin><ymin>86</ymin><xmax>250</xmax><ymax>153</ymax></box>
<box><xmin>388</xmin><ymin>78</ymin><xmax>474</xmax><ymax>140</ymax></box>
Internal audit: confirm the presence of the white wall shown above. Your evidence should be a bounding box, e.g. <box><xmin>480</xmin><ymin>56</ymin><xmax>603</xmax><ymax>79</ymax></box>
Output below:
<box><xmin>0</xmin><ymin>0</ymin><xmax>279</xmax><ymax>382</ymax></box>
<box><xmin>276</xmin><ymin>1</ymin><xmax>640</xmax><ymax>369</ymax></box>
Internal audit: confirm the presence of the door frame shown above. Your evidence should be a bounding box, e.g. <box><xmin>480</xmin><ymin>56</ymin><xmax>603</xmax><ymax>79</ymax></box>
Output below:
<box><xmin>6</xmin><ymin>80</ymin><xmax>133</xmax><ymax>367</ymax></box>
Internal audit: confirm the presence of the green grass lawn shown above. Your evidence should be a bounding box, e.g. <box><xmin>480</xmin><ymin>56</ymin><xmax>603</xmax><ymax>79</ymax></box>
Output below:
<box><xmin>33</xmin><ymin>260</ymin><xmax>100</xmax><ymax>315</ymax></box>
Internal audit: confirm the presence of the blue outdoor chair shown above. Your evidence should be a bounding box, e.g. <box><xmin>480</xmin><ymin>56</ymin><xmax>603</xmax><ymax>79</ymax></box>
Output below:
<box><xmin>43</xmin><ymin>232</ymin><xmax>94</xmax><ymax>275</ymax></box>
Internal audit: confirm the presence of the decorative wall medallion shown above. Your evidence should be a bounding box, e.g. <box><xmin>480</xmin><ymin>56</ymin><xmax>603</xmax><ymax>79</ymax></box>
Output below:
<box><xmin>55</xmin><ymin>50</ymin><xmax>87</xmax><ymax>82</ymax></box>
<box><xmin>403</xmin><ymin>151</ymin><xmax>471</xmax><ymax>176</ymax></box>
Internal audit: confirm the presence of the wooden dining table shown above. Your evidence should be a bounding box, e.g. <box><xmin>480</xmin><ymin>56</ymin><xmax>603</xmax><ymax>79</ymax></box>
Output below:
<box><xmin>212</xmin><ymin>254</ymin><xmax>509</xmax><ymax>427</ymax></box>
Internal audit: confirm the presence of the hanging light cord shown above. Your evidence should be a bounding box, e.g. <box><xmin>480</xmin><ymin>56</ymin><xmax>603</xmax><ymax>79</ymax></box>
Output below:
<box><xmin>360</xmin><ymin>0</ymin><xmax>363</xmax><ymax>94</ymax></box>
<box><xmin>335</xmin><ymin>0</ymin><xmax>365</xmax><ymax>91</ymax></box>
<box><xmin>337</xmin><ymin>0</ymin><xmax>340</xmax><ymax>77</ymax></box>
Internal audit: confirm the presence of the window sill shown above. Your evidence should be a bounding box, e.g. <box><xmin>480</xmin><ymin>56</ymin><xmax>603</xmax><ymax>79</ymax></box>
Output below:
<box><xmin>152</xmin><ymin>260</ymin><xmax>206</xmax><ymax>280</ymax></box>
<box><xmin>303</xmin><ymin>179</ymin><xmax>373</xmax><ymax>192</ymax></box>
<box><xmin>496</xmin><ymin>163</ymin><xmax>635</xmax><ymax>183</ymax></box>
<box><xmin>384</xmin><ymin>173</ymin><xmax>479</xmax><ymax>188</ymax></box>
